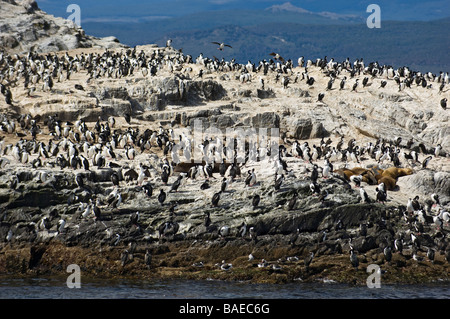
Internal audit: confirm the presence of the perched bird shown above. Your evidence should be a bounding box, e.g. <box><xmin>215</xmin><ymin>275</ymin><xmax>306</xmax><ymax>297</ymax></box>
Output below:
<box><xmin>252</xmin><ymin>194</ymin><xmax>260</xmax><ymax>209</ymax></box>
<box><xmin>350</xmin><ymin>249</ymin><xmax>359</xmax><ymax>270</ymax></box>
<box><xmin>310</xmin><ymin>164</ymin><xmax>319</xmax><ymax>183</ymax></box>
<box><xmin>359</xmin><ymin>186</ymin><xmax>370</xmax><ymax>203</ymax></box>
<box><xmin>245</xmin><ymin>169</ymin><xmax>256</xmax><ymax>187</ymax></box>
<box><xmin>249</xmin><ymin>226</ymin><xmax>257</xmax><ymax>242</ymax></box>
<box><xmin>352</xmin><ymin>79</ymin><xmax>359</xmax><ymax>92</ymax></box>
<box><xmin>350</xmin><ymin>174</ymin><xmax>362</xmax><ymax>188</ymax></box>
<box><xmin>317</xmin><ymin>93</ymin><xmax>325</xmax><ymax>102</ymax></box>
<box><xmin>427</xmin><ymin>247</ymin><xmax>435</xmax><ymax>264</ymax></box>
<box><xmin>200</xmin><ymin>179</ymin><xmax>210</xmax><ymax>190</ymax></box>
<box><xmin>170</xmin><ymin>175</ymin><xmax>183</xmax><ymax>193</ymax></box>
<box><xmin>440</xmin><ymin>98</ymin><xmax>447</xmax><ymax>110</ymax></box>
<box><xmin>58</xmin><ymin>220</ymin><xmax>66</xmax><ymax>233</ymax></box>
<box><xmin>220</xmin><ymin>260</ymin><xmax>233</xmax><ymax>271</ymax></box>
<box><xmin>322</xmin><ymin>161</ymin><xmax>331</xmax><ymax>178</ymax></box>
<box><xmin>383</xmin><ymin>246</ymin><xmax>392</xmax><ymax>263</ymax></box>
<box><xmin>93</xmin><ymin>203</ymin><xmax>101</xmax><ymax>220</ymax></box>
<box><xmin>359</xmin><ymin>223</ymin><xmax>367</xmax><ymax>237</ymax></box>
<box><xmin>161</xmin><ymin>167</ymin><xmax>169</xmax><ymax>185</ymax></box>
<box><xmin>258</xmin><ymin>259</ymin><xmax>269</xmax><ymax>268</ymax></box>
<box><xmin>274</xmin><ymin>174</ymin><xmax>284</xmax><ymax>191</ymax></box>
<box><xmin>129</xmin><ymin>211</ymin><xmax>140</xmax><ymax>226</ymax></box>
<box><xmin>143</xmin><ymin>182</ymin><xmax>153</xmax><ymax>197</ymax></box>
<box><xmin>6</xmin><ymin>229</ymin><xmax>13</xmax><ymax>242</ymax></box>
<box><xmin>121</xmin><ymin>250</ymin><xmax>129</xmax><ymax>267</ymax></box>
<box><xmin>422</xmin><ymin>156</ymin><xmax>432</xmax><ymax>169</ymax></box>
<box><xmin>75</xmin><ymin>174</ymin><xmax>84</xmax><ymax>188</ymax></box>
<box><xmin>287</xmin><ymin>192</ymin><xmax>298</xmax><ymax>211</ymax></box>
<box><xmin>339</xmin><ymin>77</ymin><xmax>347</xmax><ymax>90</ymax></box>
<box><xmin>304</xmin><ymin>252</ymin><xmax>314</xmax><ymax>270</ymax></box>
<box><xmin>412</xmin><ymin>196</ymin><xmax>421</xmax><ymax>211</ymax></box>
<box><xmin>145</xmin><ymin>249</ymin><xmax>152</xmax><ymax>269</ymax></box>
<box><xmin>310</xmin><ymin>182</ymin><xmax>321</xmax><ymax>196</ymax></box>
<box><xmin>376</xmin><ymin>188</ymin><xmax>387</xmax><ymax>203</ymax></box>
<box><xmin>219</xmin><ymin>225</ymin><xmax>230</xmax><ymax>238</ymax></box>
<box><xmin>158</xmin><ymin>189</ymin><xmax>166</xmax><ymax>205</ymax></box>
<box><xmin>394</xmin><ymin>237</ymin><xmax>403</xmax><ymax>254</ymax></box>
<box><xmin>212</xmin><ymin>191</ymin><xmax>221</xmax><ymax>207</ymax></box>
<box><xmin>219</xmin><ymin>160</ymin><xmax>227</xmax><ymax>177</ymax></box>
<box><xmin>406</xmin><ymin>198</ymin><xmax>415</xmax><ymax>214</ymax></box>
<box><xmin>221</xmin><ymin>177</ymin><xmax>228</xmax><ymax>193</ymax></box>
<box><xmin>434</xmin><ymin>144</ymin><xmax>442</xmax><ymax>157</ymax></box>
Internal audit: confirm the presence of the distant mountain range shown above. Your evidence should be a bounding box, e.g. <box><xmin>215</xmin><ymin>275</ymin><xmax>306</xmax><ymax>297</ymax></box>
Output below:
<box><xmin>38</xmin><ymin>0</ymin><xmax>450</xmax><ymax>22</ymax></box>
<box><xmin>37</xmin><ymin>1</ymin><xmax>450</xmax><ymax>74</ymax></box>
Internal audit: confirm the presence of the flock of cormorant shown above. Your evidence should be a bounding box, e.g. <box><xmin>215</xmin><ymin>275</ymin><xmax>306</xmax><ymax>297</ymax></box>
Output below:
<box><xmin>0</xmin><ymin>41</ymin><xmax>449</xmax><ymax>274</ymax></box>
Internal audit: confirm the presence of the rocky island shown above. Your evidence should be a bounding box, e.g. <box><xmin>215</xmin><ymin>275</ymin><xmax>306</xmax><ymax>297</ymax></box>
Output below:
<box><xmin>0</xmin><ymin>0</ymin><xmax>449</xmax><ymax>286</ymax></box>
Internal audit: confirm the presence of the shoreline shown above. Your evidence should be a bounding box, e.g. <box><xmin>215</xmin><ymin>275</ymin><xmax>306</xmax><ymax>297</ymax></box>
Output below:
<box><xmin>2</xmin><ymin>238</ymin><xmax>449</xmax><ymax>286</ymax></box>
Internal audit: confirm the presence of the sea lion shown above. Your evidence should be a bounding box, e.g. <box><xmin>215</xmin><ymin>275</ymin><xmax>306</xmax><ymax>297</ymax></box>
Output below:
<box><xmin>378</xmin><ymin>175</ymin><xmax>397</xmax><ymax>191</ymax></box>
<box><xmin>381</xmin><ymin>167</ymin><xmax>413</xmax><ymax>180</ymax></box>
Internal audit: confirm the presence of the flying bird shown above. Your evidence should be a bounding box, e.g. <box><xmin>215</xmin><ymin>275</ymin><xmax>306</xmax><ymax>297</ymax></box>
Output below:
<box><xmin>269</xmin><ymin>52</ymin><xmax>285</xmax><ymax>62</ymax></box>
<box><xmin>212</xmin><ymin>42</ymin><xmax>232</xmax><ymax>51</ymax></box>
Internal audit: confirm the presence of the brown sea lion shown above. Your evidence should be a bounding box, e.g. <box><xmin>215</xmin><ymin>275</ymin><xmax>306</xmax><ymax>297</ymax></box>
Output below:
<box><xmin>361</xmin><ymin>170</ymin><xmax>378</xmax><ymax>185</ymax></box>
<box><xmin>378</xmin><ymin>175</ymin><xmax>397</xmax><ymax>191</ymax></box>
<box><xmin>382</xmin><ymin>167</ymin><xmax>413</xmax><ymax>180</ymax></box>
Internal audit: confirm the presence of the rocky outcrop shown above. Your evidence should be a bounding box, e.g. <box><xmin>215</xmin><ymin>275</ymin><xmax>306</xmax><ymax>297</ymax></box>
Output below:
<box><xmin>397</xmin><ymin>170</ymin><xmax>450</xmax><ymax>205</ymax></box>
<box><xmin>0</xmin><ymin>5</ymin><xmax>449</xmax><ymax>283</ymax></box>
<box><xmin>0</xmin><ymin>0</ymin><xmax>127</xmax><ymax>54</ymax></box>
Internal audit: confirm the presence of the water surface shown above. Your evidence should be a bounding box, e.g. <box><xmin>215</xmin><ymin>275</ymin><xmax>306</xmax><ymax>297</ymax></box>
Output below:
<box><xmin>1</xmin><ymin>277</ymin><xmax>449</xmax><ymax>299</ymax></box>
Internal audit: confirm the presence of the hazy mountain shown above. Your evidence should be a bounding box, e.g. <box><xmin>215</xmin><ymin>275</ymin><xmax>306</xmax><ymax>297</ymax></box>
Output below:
<box><xmin>35</xmin><ymin>0</ymin><xmax>450</xmax><ymax>73</ymax></box>
<box><xmin>37</xmin><ymin>0</ymin><xmax>450</xmax><ymax>22</ymax></box>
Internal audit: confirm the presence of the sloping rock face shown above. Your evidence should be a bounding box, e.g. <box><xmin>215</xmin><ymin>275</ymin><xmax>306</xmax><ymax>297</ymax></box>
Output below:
<box><xmin>397</xmin><ymin>170</ymin><xmax>450</xmax><ymax>205</ymax></box>
<box><xmin>0</xmin><ymin>0</ymin><xmax>127</xmax><ymax>54</ymax></box>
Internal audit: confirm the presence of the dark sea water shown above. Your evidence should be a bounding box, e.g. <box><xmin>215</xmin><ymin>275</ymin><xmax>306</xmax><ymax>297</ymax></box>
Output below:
<box><xmin>1</xmin><ymin>277</ymin><xmax>449</xmax><ymax>299</ymax></box>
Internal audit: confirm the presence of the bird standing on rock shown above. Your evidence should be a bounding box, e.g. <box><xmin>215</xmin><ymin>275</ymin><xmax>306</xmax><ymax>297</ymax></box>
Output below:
<box><xmin>352</xmin><ymin>79</ymin><xmax>359</xmax><ymax>92</ymax></box>
<box><xmin>288</xmin><ymin>192</ymin><xmax>298</xmax><ymax>211</ymax></box>
<box><xmin>158</xmin><ymin>189</ymin><xmax>166</xmax><ymax>205</ymax></box>
<box><xmin>212</xmin><ymin>191</ymin><xmax>221</xmax><ymax>207</ymax></box>
<box><xmin>252</xmin><ymin>194</ymin><xmax>260</xmax><ymax>209</ymax></box>
<box><xmin>304</xmin><ymin>252</ymin><xmax>314</xmax><ymax>270</ymax></box>
<box><xmin>245</xmin><ymin>169</ymin><xmax>256</xmax><ymax>187</ymax></box>
<box><xmin>274</xmin><ymin>174</ymin><xmax>284</xmax><ymax>191</ymax></box>
<box><xmin>376</xmin><ymin>188</ymin><xmax>387</xmax><ymax>204</ymax></box>
<box><xmin>350</xmin><ymin>249</ymin><xmax>359</xmax><ymax>270</ymax></box>
<box><xmin>145</xmin><ymin>249</ymin><xmax>152</xmax><ymax>269</ymax></box>
<box><xmin>221</xmin><ymin>177</ymin><xmax>228</xmax><ymax>193</ymax></box>
<box><xmin>170</xmin><ymin>175</ymin><xmax>183</xmax><ymax>192</ymax></box>
<box><xmin>440</xmin><ymin>98</ymin><xmax>447</xmax><ymax>110</ymax></box>
<box><xmin>317</xmin><ymin>93</ymin><xmax>325</xmax><ymax>102</ymax></box>
<box><xmin>350</xmin><ymin>174</ymin><xmax>362</xmax><ymax>188</ymax></box>
<box><xmin>359</xmin><ymin>186</ymin><xmax>370</xmax><ymax>203</ymax></box>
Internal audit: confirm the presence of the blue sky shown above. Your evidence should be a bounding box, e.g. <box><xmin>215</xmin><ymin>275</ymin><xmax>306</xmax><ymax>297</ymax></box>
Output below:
<box><xmin>37</xmin><ymin>0</ymin><xmax>450</xmax><ymax>21</ymax></box>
